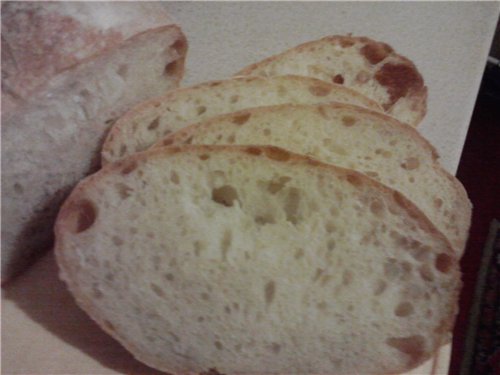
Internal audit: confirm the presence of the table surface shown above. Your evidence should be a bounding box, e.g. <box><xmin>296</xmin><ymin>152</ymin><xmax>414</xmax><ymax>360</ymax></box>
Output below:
<box><xmin>3</xmin><ymin>2</ymin><xmax>499</xmax><ymax>374</ymax></box>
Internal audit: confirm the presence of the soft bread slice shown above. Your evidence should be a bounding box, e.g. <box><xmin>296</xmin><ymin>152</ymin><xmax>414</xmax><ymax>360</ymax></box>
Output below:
<box><xmin>101</xmin><ymin>75</ymin><xmax>381</xmax><ymax>164</ymax></box>
<box><xmin>155</xmin><ymin>104</ymin><xmax>471</xmax><ymax>255</ymax></box>
<box><xmin>236</xmin><ymin>35</ymin><xmax>427</xmax><ymax>127</ymax></box>
<box><xmin>56</xmin><ymin>145</ymin><xmax>460</xmax><ymax>375</ymax></box>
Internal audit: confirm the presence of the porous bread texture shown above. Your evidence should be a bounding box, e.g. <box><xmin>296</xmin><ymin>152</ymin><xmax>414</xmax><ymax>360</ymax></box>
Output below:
<box><xmin>55</xmin><ymin>145</ymin><xmax>460</xmax><ymax>375</ymax></box>
<box><xmin>236</xmin><ymin>35</ymin><xmax>427</xmax><ymax>127</ymax></box>
<box><xmin>1</xmin><ymin>22</ymin><xmax>186</xmax><ymax>283</ymax></box>
<box><xmin>156</xmin><ymin>104</ymin><xmax>471</xmax><ymax>255</ymax></box>
<box><xmin>101</xmin><ymin>75</ymin><xmax>382</xmax><ymax>164</ymax></box>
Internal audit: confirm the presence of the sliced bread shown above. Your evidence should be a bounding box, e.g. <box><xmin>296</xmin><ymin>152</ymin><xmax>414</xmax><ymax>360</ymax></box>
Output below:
<box><xmin>101</xmin><ymin>75</ymin><xmax>381</xmax><ymax>164</ymax></box>
<box><xmin>236</xmin><ymin>35</ymin><xmax>427</xmax><ymax>126</ymax></box>
<box><xmin>155</xmin><ymin>104</ymin><xmax>471</xmax><ymax>255</ymax></box>
<box><xmin>55</xmin><ymin>145</ymin><xmax>459</xmax><ymax>375</ymax></box>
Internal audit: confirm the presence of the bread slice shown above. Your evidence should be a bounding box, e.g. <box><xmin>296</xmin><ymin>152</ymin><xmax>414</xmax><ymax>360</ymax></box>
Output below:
<box><xmin>236</xmin><ymin>35</ymin><xmax>427</xmax><ymax>127</ymax></box>
<box><xmin>155</xmin><ymin>104</ymin><xmax>471</xmax><ymax>255</ymax></box>
<box><xmin>55</xmin><ymin>145</ymin><xmax>459</xmax><ymax>374</ymax></box>
<box><xmin>101</xmin><ymin>75</ymin><xmax>381</xmax><ymax>164</ymax></box>
<box><xmin>1</xmin><ymin>2</ymin><xmax>187</xmax><ymax>282</ymax></box>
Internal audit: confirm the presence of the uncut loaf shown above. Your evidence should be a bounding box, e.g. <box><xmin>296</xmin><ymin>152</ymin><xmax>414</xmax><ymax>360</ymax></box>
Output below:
<box><xmin>1</xmin><ymin>2</ymin><xmax>187</xmax><ymax>282</ymax></box>
<box><xmin>236</xmin><ymin>35</ymin><xmax>427</xmax><ymax>127</ymax></box>
<box><xmin>55</xmin><ymin>145</ymin><xmax>460</xmax><ymax>375</ymax></box>
<box><xmin>101</xmin><ymin>75</ymin><xmax>381</xmax><ymax>164</ymax></box>
<box><xmin>155</xmin><ymin>103</ymin><xmax>472</xmax><ymax>255</ymax></box>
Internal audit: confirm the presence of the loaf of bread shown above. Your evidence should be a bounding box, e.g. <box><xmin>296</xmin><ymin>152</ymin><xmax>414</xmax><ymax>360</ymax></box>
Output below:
<box><xmin>1</xmin><ymin>2</ymin><xmax>187</xmax><ymax>282</ymax></box>
<box><xmin>155</xmin><ymin>103</ymin><xmax>471</xmax><ymax>255</ymax></box>
<box><xmin>101</xmin><ymin>75</ymin><xmax>381</xmax><ymax>164</ymax></box>
<box><xmin>55</xmin><ymin>145</ymin><xmax>460</xmax><ymax>375</ymax></box>
<box><xmin>236</xmin><ymin>35</ymin><xmax>427</xmax><ymax>127</ymax></box>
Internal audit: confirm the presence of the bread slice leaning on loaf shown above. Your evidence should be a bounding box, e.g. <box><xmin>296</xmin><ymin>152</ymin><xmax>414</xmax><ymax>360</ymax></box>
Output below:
<box><xmin>156</xmin><ymin>103</ymin><xmax>471</xmax><ymax>255</ymax></box>
<box><xmin>55</xmin><ymin>145</ymin><xmax>460</xmax><ymax>375</ymax></box>
<box><xmin>101</xmin><ymin>75</ymin><xmax>381</xmax><ymax>164</ymax></box>
<box><xmin>236</xmin><ymin>35</ymin><xmax>427</xmax><ymax>127</ymax></box>
<box><xmin>1</xmin><ymin>2</ymin><xmax>187</xmax><ymax>282</ymax></box>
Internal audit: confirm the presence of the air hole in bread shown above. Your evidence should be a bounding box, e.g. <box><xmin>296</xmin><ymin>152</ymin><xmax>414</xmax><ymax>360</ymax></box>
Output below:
<box><xmin>342</xmin><ymin>115</ymin><xmax>356</xmax><ymax>127</ymax></box>
<box><xmin>434</xmin><ymin>198</ymin><xmax>443</xmax><ymax>209</ymax></box>
<box><xmin>375</xmin><ymin>149</ymin><xmax>393</xmax><ymax>158</ymax></box>
<box><xmin>284</xmin><ymin>187</ymin><xmax>301</xmax><ymax>224</ymax></box>
<box><xmin>197</xmin><ymin>316</ymin><xmax>205</xmax><ymax>322</ymax></box>
<box><xmin>226</xmin><ymin>134</ymin><xmax>236</xmax><ymax>144</ymax></box>
<box><xmin>386</xmin><ymin>335</ymin><xmax>426</xmax><ymax>367</ymax></box>
<box><xmin>119</xmin><ymin>144</ymin><xmax>127</xmax><ymax>157</ymax></box>
<box><xmin>264</xmin><ymin>147</ymin><xmax>291</xmax><ymax>161</ymax></box>
<box><xmin>327</xmin><ymin>239</ymin><xmax>336</xmax><ymax>251</ymax></box>
<box><xmin>342</xmin><ymin>270</ymin><xmax>353</xmax><ymax>286</ymax></box>
<box><xmin>164</xmin><ymin>273</ymin><xmax>175</xmax><ymax>281</ymax></box>
<box><xmin>105</xmin><ymin>117</ymin><xmax>117</xmax><ymax>126</ymax></box>
<box><xmin>194</xmin><ymin>241</ymin><xmax>205</xmax><ymax>256</ymax></box>
<box><xmin>263</xmin><ymin>128</ymin><xmax>271</xmax><ymax>136</ymax></box>
<box><xmin>230</xmin><ymin>95</ymin><xmax>240</xmax><ymax>104</ymax></box>
<box><xmin>117</xmin><ymin>64</ymin><xmax>128</xmax><ymax>78</ymax></box>
<box><xmin>395</xmin><ymin>302</ymin><xmax>414</xmax><ymax>317</ymax></box>
<box><xmin>224</xmin><ymin>305</ymin><xmax>231</xmax><ymax>314</ymax></box>
<box><xmin>112</xmin><ymin>236</ymin><xmax>123</xmax><ymax>246</ymax></box>
<box><xmin>255</xmin><ymin>213</ymin><xmax>276</xmax><ymax>225</ymax></box>
<box><xmin>401</xmin><ymin>157</ymin><xmax>420</xmax><ymax>170</ymax></box>
<box><xmin>370</xmin><ymin>199</ymin><xmax>384</xmax><ymax>216</ymax></box>
<box><xmin>214</xmin><ymin>341</ymin><xmax>223</xmax><ymax>350</ymax></box>
<box><xmin>317</xmin><ymin>301</ymin><xmax>328</xmax><ymax>310</ymax></box>
<box><xmin>267</xmin><ymin>176</ymin><xmax>291</xmax><ymax>194</ymax></box>
<box><xmin>294</xmin><ymin>248</ymin><xmax>305</xmax><ymax>259</ymax></box>
<box><xmin>201</xmin><ymin>292</ymin><xmax>210</xmax><ymax>301</ymax></box>
<box><xmin>120</xmin><ymin>160</ymin><xmax>138</xmax><ymax>175</ymax></box>
<box><xmin>325</xmin><ymin>221</ymin><xmax>336</xmax><ymax>233</ymax></box>
<box><xmin>148</xmin><ymin>117</ymin><xmax>160</xmax><ymax>130</ymax></box>
<box><xmin>164</xmin><ymin>59</ymin><xmax>181</xmax><ymax>76</ymax></box>
<box><xmin>265</xmin><ymin>280</ymin><xmax>276</xmax><ymax>305</ymax></box>
<box><xmin>150</xmin><ymin>283</ymin><xmax>166</xmax><ymax>298</ymax></box>
<box><xmin>308</xmin><ymin>84</ymin><xmax>333</xmax><ymax>96</ymax></box>
<box><xmin>13</xmin><ymin>183</ymin><xmax>23</xmax><ymax>194</ymax></box>
<box><xmin>115</xmin><ymin>183</ymin><xmax>133</xmax><ymax>199</ymax></box>
<box><xmin>332</xmin><ymin>74</ymin><xmax>345</xmax><ymax>84</ymax></box>
<box><xmin>232</xmin><ymin>113</ymin><xmax>251</xmax><ymax>125</ymax></box>
<box><xmin>197</xmin><ymin>106</ymin><xmax>207</xmax><ymax>115</ymax></box>
<box><xmin>270</xmin><ymin>343</ymin><xmax>282</xmax><ymax>354</ymax></box>
<box><xmin>199</xmin><ymin>154</ymin><xmax>210</xmax><ymax>161</ymax></box>
<box><xmin>221</xmin><ymin>229</ymin><xmax>232</xmax><ymax>260</ymax></box>
<box><xmin>419</xmin><ymin>265</ymin><xmax>434</xmax><ymax>282</ymax></box>
<box><xmin>170</xmin><ymin>171</ymin><xmax>180</xmax><ymax>184</ymax></box>
<box><xmin>435</xmin><ymin>253</ymin><xmax>453</xmax><ymax>273</ymax></box>
<box><xmin>373</xmin><ymin>279</ymin><xmax>387</xmax><ymax>296</ymax></box>
<box><xmin>312</xmin><ymin>268</ymin><xmax>324</xmax><ymax>282</ymax></box>
<box><xmin>161</xmin><ymin>138</ymin><xmax>174</xmax><ymax>147</ymax></box>
<box><xmin>212</xmin><ymin>185</ymin><xmax>239</xmax><ymax>207</ymax></box>
<box><xmin>66</xmin><ymin>199</ymin><xmax>97</xmax><ymax>234</ymax></box>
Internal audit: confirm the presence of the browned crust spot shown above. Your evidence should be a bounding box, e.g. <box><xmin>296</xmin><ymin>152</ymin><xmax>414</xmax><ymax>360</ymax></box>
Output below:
<box><xmin>360</xmin><ymin>42</ymin><xmax>394</xmax><ymax>65</ymax></box>
<box><xmin>375</xmin><ymin>62</ymin><xmax>424</xmax><ymax>110</ymax></box>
